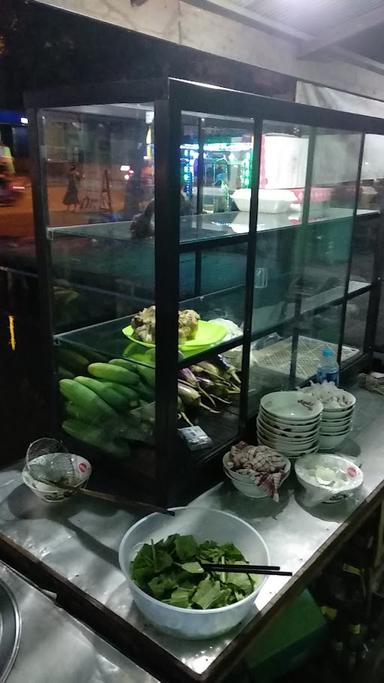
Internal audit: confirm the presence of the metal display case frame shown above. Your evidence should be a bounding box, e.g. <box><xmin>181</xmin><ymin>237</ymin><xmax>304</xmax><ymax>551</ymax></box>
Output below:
<box><xmin>26</xmin><ymin>78</ymin><xmax>384</xmax><ymax>506</ymax></box>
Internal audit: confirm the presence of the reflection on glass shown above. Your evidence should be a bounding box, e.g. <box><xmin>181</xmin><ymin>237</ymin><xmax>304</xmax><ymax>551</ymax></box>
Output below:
<box><xmin>251</xmin><ymin>122</ymin><xmax>311</xmax><ymax>338</ymax></box>
<box><xmin>349</xmin><ymin>214</ymin><xmax>382</xmax><ymax>287</ymax></box>
<box><xmin>180</xmin><ymin>113</ymin><xmax>253</xmax><ymax>242</ymax></box>
<box><xmin>309</xmin><ymin>130</ymin><xmax>362</xmax><ymax>222</ymax></box>
<box><xmin>252</xmin><ymin>226</ymin><xmax>299</xmax><ymax>336</ymax></box>
<box><xmin>359</xmin><ymin>134</ymin><xmax>384</xmax><ymax>212</ymax></box>
<box><xmin>248</xmin><ymin>125</ymin><xmax>364</xmax><ymax>407</ymax></box>
<box><xmin>40</xmin><ymin>104</ymin><xmax>158</xmax><ymax>461</ymax></box>
<box><xmin>42</xmin><ymin>104</ymin><xmax>154</xmax><ymax>228</ymax></box>
<box><xmin>42</xmin><ymin>104</ymin><xmax>157</xmax><ymax>335</ymax></box>
<box><xmin>248</xmin><ymin>324</ymin><xmax>293</xmax><ymax>415</ymax></box>
<box><xmin>343</xmin><ymin>293</ymin><xmax>370</xmax><ymax>359</ymax></box>
<box><xmin>301</xmin><ymin>220</ymin><xmax>353</xmax><ymax>314</ymax></box>
<box><xmin>178</xmin><ymin>115</ymin><xmax>250</xmax><ymax>447</ymax></box>
<box><xmin>179</xmin><ymin>244</ymin><xmax>246</xmax><ymax>361</ymax></box>
<box><xmin>259</xmin><ymin>122</ymin><xmax>310</xmax><ymax>226</ymax></box>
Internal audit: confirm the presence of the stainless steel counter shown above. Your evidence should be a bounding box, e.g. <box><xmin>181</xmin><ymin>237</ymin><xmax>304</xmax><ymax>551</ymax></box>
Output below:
<box><xmin>0</xmin><ymin>560</ymin><xmax>157</xmax><ymax>683</ymax></box>
<box><xmin>0</xmin><ymin>386</ymin><xmax>383</xmax><ymax>681</ymax></box>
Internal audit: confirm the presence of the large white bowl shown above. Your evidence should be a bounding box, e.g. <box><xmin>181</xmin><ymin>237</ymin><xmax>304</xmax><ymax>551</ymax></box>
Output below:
<box><xmin>119</xmin><ymin>507</ymin><xmax>269</xmax><ymax>639</ymax></box>
<box><xmin>261</xmin><ymin>392</ymin><xmax>323</xmax><ymax>422</ymax></box>
<box><xmin>295</xmin><ymin>453</ymin><xmax>363</xmax><ymax>503</ymax></box>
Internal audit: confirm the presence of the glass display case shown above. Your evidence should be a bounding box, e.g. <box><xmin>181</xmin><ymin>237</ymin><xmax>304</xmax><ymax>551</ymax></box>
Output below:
<box><xmin>27</xmin><ymin>79</ymin><xmax>384</xmax><ymax>505</ymax></box>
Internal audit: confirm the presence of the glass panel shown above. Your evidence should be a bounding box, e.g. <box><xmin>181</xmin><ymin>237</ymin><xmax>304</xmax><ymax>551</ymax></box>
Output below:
<box><xmin>352</xmin><ymin>134</ymin><xmax>384</xmax><ymax>288</ymax></box>
<box><xmin>259</xmin><ymin>121</ymin><xmax>310</xmax><ymax>226</ymax></box>
<box><xmin>252</xmin><ymin>121</ymin><xmax>311</xmax><ymax>342</ymax></box>
<box><xmin>343</xmin><ymin>292</ymin><xmax>370</xmax><ymax>360</ymax></box>
<box><xmin>180</xmin><ymin>113</ymin><xmax>253</xmax><ymax>243</ymax></box>
<box><xmin>359</xmin><ymin>135</ymin><xmax>384</xmax><ymax>354</ymax></box>
<box><xmin>249</xmin><ymin>125</ymin><xmax>363</xmax><ymax>406</ymax></box>
<box><xmin>359</xmin><ymin>134</ymin><xmax>384</xmax><ymax>212</ymax></box>
<box><xmin>375</xmin><ymin>286</ymin><xmax>384</xmax><ymax>353</ymax></box>
<box><xmin>294</xmin><ymin>303</ymin><xmax>343</xmax><ymax>383</ymax></box>
<box><xmin>177</xmin><ymin>113</ymin><xmax>252</xmax><ymax>453</ymax></box>
<box><xmin>248</xmin><ymin>323</ymin><xmax>293</xmax><ymax>415</ymax></box>
<box><xmin>349</xmin><ymin>214</ymin><xmax>380</xmax><ymax>287</ymax></box>
<box><xmin>295</xmin><ymin>129</ymin><xmax>363</xmax><ymax>385</ymax></box>
<box><xmin>309</xmin><ymin>129</ymin><xmax>362</xmax><ymax>222</ymax></box>
<box><xmin>40</xmin><ymin>104</ymin><xmax>156</xmax><ymax>475</ymax></box>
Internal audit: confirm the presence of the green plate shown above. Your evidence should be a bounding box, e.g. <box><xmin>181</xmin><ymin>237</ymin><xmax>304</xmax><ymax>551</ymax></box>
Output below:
<box><xmin>122</xmin><ymin>320</ymin><xmax>227</xmax><ymax>350</ymax></box>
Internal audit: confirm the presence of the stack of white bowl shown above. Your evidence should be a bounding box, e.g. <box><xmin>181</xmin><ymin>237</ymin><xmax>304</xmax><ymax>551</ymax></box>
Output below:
<box><xmin>257</xmin><ymin>391</ymin><xmax>323</xmax><ymax>459</ymax></box>
<box><xmin>318</xmin><ymin>394</ymin><xmax>356</xmax><ymax>450</ymax></box>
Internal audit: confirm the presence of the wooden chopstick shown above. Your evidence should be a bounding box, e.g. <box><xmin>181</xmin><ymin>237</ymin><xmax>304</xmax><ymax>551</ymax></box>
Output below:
<box><xmin>200</xmin><ymin>562</ymin><xmax>292</xmax><ymax>577</ymax></box>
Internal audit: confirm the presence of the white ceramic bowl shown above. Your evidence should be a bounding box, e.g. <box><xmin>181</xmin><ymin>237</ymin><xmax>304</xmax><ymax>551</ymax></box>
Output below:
<box><xmin>22</xmin><ymin>454</ymin><xmax>92</xmax><ymax>503</ymax></box>
<box><xmin>260</xmin><ymin>392</ymin><xmax>323</xmax><ymax>422</ymax></box>
<box><xmin>259</xmin><ymin>413</ymin><xmax>321</xmax><ymax>433</ymax></box>
<box><xmin>321</xmin><ymin>392</ymin><xmax>356</xmax><ymax>412</ymax></box>
<box><xmin>322</xmin><ymin>407</ymin><xmax>355</xmax><ymax>420</ymax></box>
<box><xmin>257</xmin><ymin>427</ymin><xmax>319</xmax><ymax>451</ymax></box>
<box><xmin>257</xmin><ymin>426</ymin><xmax>318</xmax><ymax>445</ymax></box>
<box><xmin>318</xmin><ymin>431</ymin><xmax>350</xmax><ymax>450</ymax></box>
<box><xmin>257</xmin><ymin>436</ymin><xmax>318</xmax><ymax>453</ymax></box>
<box><xmin>119</xmin><ymin>507</ymin><xmax>269</xmax><ymax>639</ymax></box>
<box><xmin>320</xmin><ymin>420</ymin><xmax>353</xmax><ymax>434</ymax></box>
<box><xmin>258</xmin><ymin>437</ymin><xmax>319</xmax><ymax>458</ymax></box>
<box><xmin>300</xmin><ymin>387</ymin><xmax>356</xmax><ymax>412</ymax></box>
<box><xmin>257</xmin><ymin>417</ymin><xmax>319</xmax><ymax>438</ymax></box>
<box><xmin>295</xmin><ymin>453</ymin><xmax>363</xmax><ymax>503</ymax></box>
<box><xmin>223</xmin><ymin>452</ymin><xmax>291</xmax><ymax>498</ymax></box>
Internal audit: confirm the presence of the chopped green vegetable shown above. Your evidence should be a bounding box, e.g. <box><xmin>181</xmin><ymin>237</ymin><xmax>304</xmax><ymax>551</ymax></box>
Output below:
<box><xmin>193</xmin><ymin>577</ymin><xmax>223</xmax><ymax>609</ymax></box>
<box><xmin>175</xmin><ymin>535</ymin><xmax>198</xmax><ymax>562</ymax></box>
<box><xmin>180</xmin><ymin>562</ymin><xmax>205</xmax><ymax>574</ymax></box>
<box><xmin>130</xmin><ymin>533</ymin><xmax>257</xmax><ymax>610</ymax></box>
<box><xmin>166</xmin><ymin>587</ymin><xmax>195</xmax><ymax>608</ymax></box>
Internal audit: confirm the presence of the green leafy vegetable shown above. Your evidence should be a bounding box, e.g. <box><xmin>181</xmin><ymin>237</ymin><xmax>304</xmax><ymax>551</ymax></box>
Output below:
<box><xmin>193</xmin><ymin>577</ymin><xmax>223</xmax><ymax>609</ymax></box>
<box><xmin>130</xmin><ymin>534</ymin><xmax>258</xmax><ymax>610</ymax></box>
<box><xmin>175</xmin><ymin>535</ymin><xmax>198</xmax><ymax>562</ymax></box>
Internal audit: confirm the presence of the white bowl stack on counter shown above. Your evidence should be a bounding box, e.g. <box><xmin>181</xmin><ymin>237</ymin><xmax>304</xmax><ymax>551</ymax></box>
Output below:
<box><xmin>300</xmin><ymin>382</ymin><xmax>356</xmax><ymax>450</ymax></box>
<box><xmin>257</xmin><ymin>391</ymin><xmax>323</xmax><ymax>459</ymax></box>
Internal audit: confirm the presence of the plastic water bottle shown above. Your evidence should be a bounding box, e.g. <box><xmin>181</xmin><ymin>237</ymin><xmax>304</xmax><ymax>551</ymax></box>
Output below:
<box><xmin>317</xmin><ymin>347</ymin><xmax>339</xmax><ymax>385</ymax></box>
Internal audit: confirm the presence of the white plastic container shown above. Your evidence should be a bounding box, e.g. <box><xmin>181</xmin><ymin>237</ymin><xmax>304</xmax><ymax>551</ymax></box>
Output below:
<box><xmin>119</xmin><ymin>507</ymin><xmax>269</xmax><ymax>639</ymax></box>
